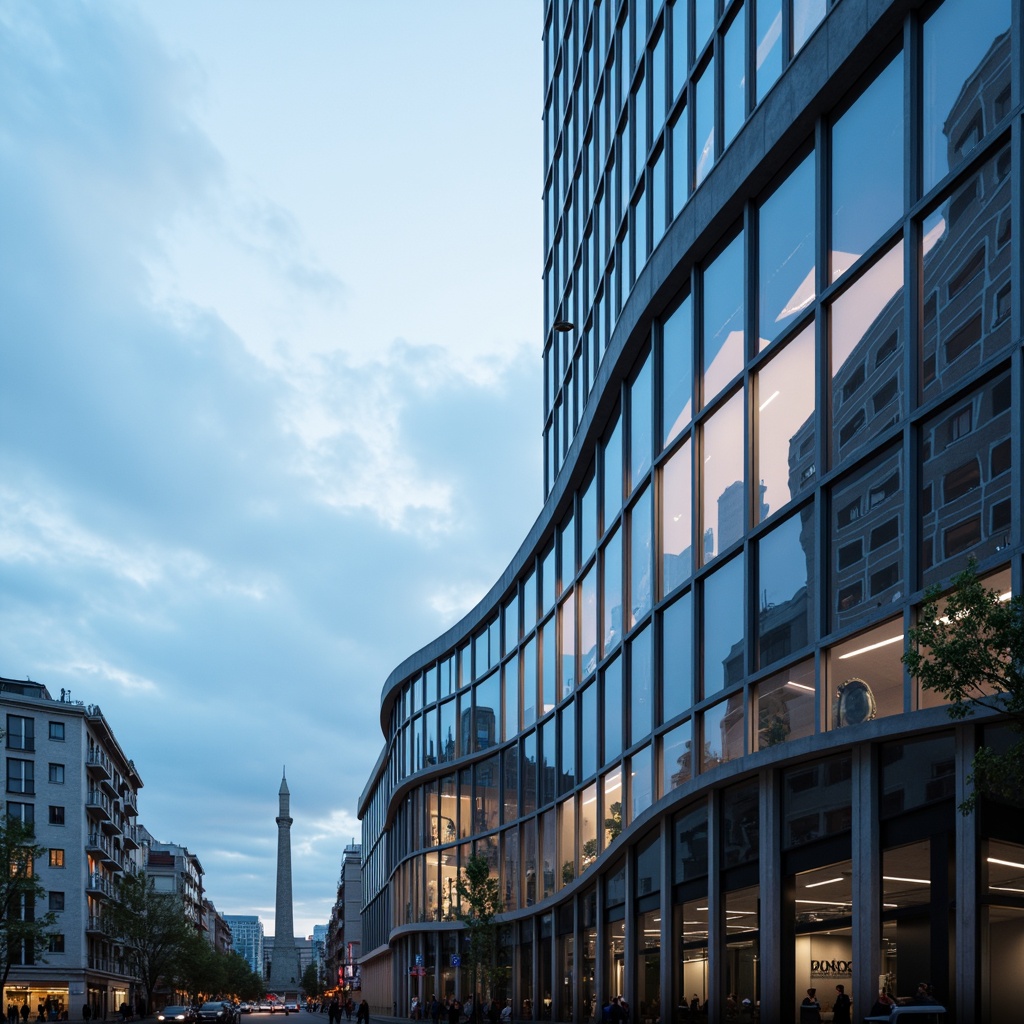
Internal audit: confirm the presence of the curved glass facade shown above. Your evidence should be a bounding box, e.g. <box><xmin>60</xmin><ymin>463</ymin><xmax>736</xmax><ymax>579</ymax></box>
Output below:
<box><xmin>360</xmin><ymin>1</ymin><xmax>1024</xmax><ymax>1022</ymax></box>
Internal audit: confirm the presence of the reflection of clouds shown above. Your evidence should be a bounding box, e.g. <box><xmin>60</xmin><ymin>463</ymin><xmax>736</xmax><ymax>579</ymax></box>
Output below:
<box><xmin>831</xmin><ymin>241</ymin><xmax>904</xmax><ymax>372</ymax></box>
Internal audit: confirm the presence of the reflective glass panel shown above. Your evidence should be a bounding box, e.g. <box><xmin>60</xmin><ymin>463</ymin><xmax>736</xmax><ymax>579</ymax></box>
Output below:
<box><xmin>561</xmin><ymin>513</ymin><xmax>576</xmax><ymax>590</ymax></box>
<box><xmin>831</xmin><ymin>54</ymin><xmax>904</xmax><ymax>282</ymax></box>
<box><xmin>921</xmin><ymin>147</ymin><xmax>1013</xmax><ymax>403</ymax></box>
<box><xmin>521</xmin><ymin>732</ymin><xmax>537</xmax><ymax>816</ymax></box>
<box><xmin>522</xmin><ymin>636</ymin><xmax>538</xmax><ymax>727</ymax></box>
<box><xmin>695</xmin><ymin>0</ymin><xmax>714</xmax><ymax>54</ymax></box>
<box><xmin>793</xmin><ymin>0</ymin><xmax>826</xmax><ymax>52</ymax></box>
<box><xmin>604</xmin><ymin>416</ymin><xmax>623</xmax><ymax>531</ymax></box>
<box><xmin>629</xmin><ymin>744</ymin><xmax>653</xmax><ymax>822</ymax></box>
<box><xmin>671</xmin><ymin>0</ymin><xmax>688</xmax><ymax>99</ymax></box>
<box><xmin>755</xmin><ymin>658</ymin><xmax>816</xmax><ymax>750</ymax></box>
<box><xmin>757</xmin><ymin>325</ymin><xmax>816</xmax><ymax>524</ymax></box>
<box><xmin>830</xmin><ymin>446</ymin><xmax>903</xmax><ymax>632</ymax></box>
<box><xmin>827</xmin><ymin>618</ymin><xmax>905</xmax><ymax>729</ymax></box>
<box><xmin>653</xmin><ymin>26</ymin><xmax>667</xmax><ymax>131</ymax></box>
<box><xmin>755</xmin><ymin>0</ymin><xmax>782</xmax><ymax>101</ymax></box>
<box><xmin>662</xmin><ymin>293</ymin><xmax>693</xmax><ymax>446</ymax></box>
<box><xmin>558</xmin><ymin>796</ymin><xmax>575</xmax><ymax>887</ymax></box>
<box><xmin>503</xmin><ymin>747</ymin><xmax>518</xmax><ymax>823</ymax></box>
<box><xmin>923</xmin><ymin>0</ymin><xmax>1011</xmax><ymax>193</ymax></box>
<box><xmin>629</xmin><ymin>625</ymin><xmax>653</xmax><ymax>745</ymax></box>
<box><xmin>674</xmin><ymin>803</ymin><xmax>709</xmax><ymax>881</ymax></box>
<box><xmin>631</xmin><ymin>353</ymin><xmax>653</xmax><ymax>487</ymax></box>
<box><xmin>702</xmin><ymin>552</ymin><xmax>745</xmax><ymax>696</ymax></box>
<box><xmin>630</xmin><ymin>485</ymin><xmax>653</xmax><ymax>627</ymax></box>
<box><xmin>671</xmin><ymin>106</ymin><xmax>689</xmax><ymax>217</ymax></box>
<box><xmin>559</xmin><ymin>594</ymin><xmax>576</xmax><ymax>698</ymax></box>
<box><xmin>880</xmin><ymin>734</ymin><xmax>955</xmax><ymax>816</ymax></box>
<box><xmin>701</xmin><ymin>694</ymin><xmax>744</xmax><ymax>770</ymax></box>
<box><xmin>661</xmin><ymin>438</ymin><xmax>693</xmax><ymax>595</ymax></box>
<box><xmin>723</xmin><ymin>5</ymin><xmax>745</xmax><ymax>145</ymax></box>
<box><xmin>695</xmin><ymin>55</ymin><xmax>715</xmax><ymax>185</ymax></box>
<box><xmin>921</xmin><ymin>371</ymin><xmax>1012</xmax><ymax>586</ymax></box>
<box><xmin>560</xmin><ymin>701</ymin><xmax>576</xmax><ymax>794</ymax></box>
<box><xmin>602</xmin><ymin>766</ymin><xmax>624</xmax><ymax>849</ymax></box>
<box><xmin>662</xmin><ymin>718</ymin><xmax>694</xmax><ymax>794</ymax></box>
<box><xmin>759</xmin><ymin>152</ymin><xmax>815</xmax><ymax>348</ymax></box>
<box><xmin>541</xmin><ymin>616</ymin><xmax>557</xmax><ymax>716</ymax></box>
<box><xmin>503</xmin><ymin>653</ymin><xmax>519</xmax><ymax>741</ymax></box>
<box><xmin>661</xmin><ymin>591</ymin><xmax>694</xmax><ymax>725</ymax></box>
<box><xmin>783</xmin><ymin>754</ymin><xmax>852</xmax><ymax>847</ymax></box>
<box><xmin>581</xmin><ymin>470</ymin><xmax>598</xmax><ymax>560</ymax></box>
<box><xmin>474</xmin><ymin>672</ymin><xmax>500</xmax><ymax>752</ymax></box>
<box><xmin>830</xmin><ymin>241</ymin><xmax>905</xmax><ymax>468</ymax></box>
<box><xmin>603</xmin><ymin>656</ymin><xmax>623</xmax><ymax>765</ymax></box>
<box><xmin>580</xmin><ymin>652</ymin><xmax>602</xmax><ymax>758</ymax></box>
<box><xmin>602</xmin><ymin>527</ymin><xmax>623</xmax><ymax>655</ymax></box>
<box><xmin>579</xmin><ymin>783</ymin><xmax>598</xmax><ymax>871</ymax></box>
<box><xmin>758</xmin><ymin>509</ymin><xmax>815</xmax><ymax>669</ymax></box>
<box><xmin>701</xmin><ymin>388</ymin><xmax>745</xmax><ymax>561</ymax></box>
<box><xmin>581</xmin><ymin>562</ymin><xmax>599</xmax><ymax>678</ymax></box>
<box><xmin>723</xmin><ymin>780</ymin><xmax>759</xmax><ymax>867</ymax></box>
<box><xmin>702</xmin><ymin>232</ymin><xmax>745</xmax><ymax>403</ymax></box>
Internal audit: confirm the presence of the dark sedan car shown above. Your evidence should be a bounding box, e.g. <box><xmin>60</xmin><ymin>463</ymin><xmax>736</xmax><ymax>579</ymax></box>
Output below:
<box><xmin>157</xmin><ymin>1010</ymin><xmax>195</xmax><ymax>1024</ymax></box>
<box><xmin>196</xmin><ymin>1004</ymin><xmax>238</xmax><ymax>1024</ymax></box>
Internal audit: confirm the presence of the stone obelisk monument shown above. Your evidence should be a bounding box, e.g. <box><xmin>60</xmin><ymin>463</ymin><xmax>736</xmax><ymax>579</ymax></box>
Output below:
<box><xmin>266</xmin><ymin>768</ymin><xmax>300</xmax><ymax>996</ymax></box>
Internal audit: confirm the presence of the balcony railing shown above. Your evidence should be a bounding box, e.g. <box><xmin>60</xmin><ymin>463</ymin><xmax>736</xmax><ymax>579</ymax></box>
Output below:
<box><xmin>86</xmin><ymin>873</ymin><xmax>114</xmax><ymax>898</ymax></box>
<box><xmin>86</xmin><ymin>790</ymin><xmax>112</xmax><ymax>819</ymax></box>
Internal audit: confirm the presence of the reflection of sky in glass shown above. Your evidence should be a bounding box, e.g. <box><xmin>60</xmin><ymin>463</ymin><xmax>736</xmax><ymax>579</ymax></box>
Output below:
<box><xmin>793</xmin><ymin>0</ymin><xmax>826</xmax><ymax>52</ymax></box>
<box><xmin>662</xmin><ymin>719</ymin><xmax>692</xmax><ymax>792</ymax></box>
<box><xmin>831</xmin><ymin>241</ymin><xmax>904</xmax><ymax>376</ymax></box>
<box><xmin>695</xmin><ymin>56</ymin><xmax>715</xmax><ymax>185</ymax></box>
<box><xmin>630</xmin><ymin>485</ymin><xmax>652</xmax><ymax>625</ymax></box>
<box><xmin>923</xmin><ymin>0</ymin><xmax>1010</xmax><ymax>192</ymax></box>
<box><xmin>702</xmin><ymin>389</ymin><xmax>745</xmax><ymax>560</ymax></box>
<box><xmin>662</xmin><ymin>295</ymin><xmax>693</xmax><ymax>446</ymax></box>
<box><xmin>759</xmin><ymin>152</ymin><xmax>815</xmax><ymax>347</ymax></box>
<box><xmin>703</xmin><ymin>232</ymin><xmax>745</xmax><ymax>402</ymax></box>
<box><xmin>724</xmin><ymin>7</ymin><xmax>745</xmax><ymax>144</ymax></box>
<box><xmin>758</xmin><ymin>512</ymin><xmax>813</xmax><ymax>666</ymax></box>
<box><xmin>703</xmin><ymin>554</ymin><xmax>744</xmax><ymax>696</ymax></box>
<box><xmin>631</xmin><ymin>355</ymin><xmax>652</xmax><ymax>486</ymax></box>
<box><xmin>662</xmin><ymin>591</ymin><xmax>693</xmax><ymax>721</ymax></box>
<box><xmin>756</xmin><ymin>324</ymin><xmax>815</xmax><ymax>520</ymax></box>
<box><xmin>602</xmin><ymin>528</ymin><xmax>622</xmax><ymax>655</ymax></box>
<box><xmin>661</xmin><ymin>438</ymin><xmax>692</xmax><ymax>593</ymax></box>
<box><xmin>603</xmin><ymin>657</ymin><xmax>623</xmax><ymax>763</ymax></box>
<box><xmin>831</xmin><ymin>54</ymin><xmax>903</xmax><ymax>281</ymax></box>
<box><xmin>756</xmin><ymin>0</ymin><xmax>782</xmax><ymax>99</ymax></box>
<box><xmin>604</xmin><ymin>417</ymin><xmax>623</xmax><ymax>530</ymax></box>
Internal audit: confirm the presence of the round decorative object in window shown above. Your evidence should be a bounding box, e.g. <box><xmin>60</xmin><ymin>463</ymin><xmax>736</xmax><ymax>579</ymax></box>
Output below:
<box><xmin>834</xmin><ymin>677</ymin><xmax>877</xmax><ymax>727</ymax></box>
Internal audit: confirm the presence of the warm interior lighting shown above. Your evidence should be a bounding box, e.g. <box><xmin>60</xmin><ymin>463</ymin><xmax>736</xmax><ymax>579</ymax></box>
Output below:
<box><xmin>991</xmin><ymin>885</ymin><xmax>1024</xmax><ymax>894</ymax></box>
<box><xmin>837</xmin><ymin>634</ymin><xmax>903</xmax><ymax>659</ymax></box>
<box><xmin>883</xmin><ymin>875</ymin><xmax>931</xmax><ymax>885</ymax></box>
<box><xmin>988</xmin><ymin>856</ymin><xmax>1024</xmax><ymax>870</ymax></box>
<box><xmin>804</xmin><ymin>877</ymin><xmax>845</xmax><ymax>888</ymax></box>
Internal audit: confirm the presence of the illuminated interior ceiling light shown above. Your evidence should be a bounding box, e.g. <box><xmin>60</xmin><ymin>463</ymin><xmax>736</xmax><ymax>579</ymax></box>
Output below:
<box><xmin>838</xmin><ymin>634</ymin><xmax>904</xmax><ymax>659</ymax></box>
<box><xmin>786</xmin><ymin>680</ymin><xmax>815</xmax><ymax>691</ymax></box>
<box><xmin>804</xmin><ymin>876</ymin><xmax>845</xmax><ymax>888</ymax></box>
<box><xmin>759</xmin><ymin>390</ymin><xmax>781</xmax><ymax>412</ymax></box>
<box><xmin>988</xmin><ymin>856</ymin><xmax>1024</xmax><ymax>870</ymax></box>
<box><xmin>795</xmin><ymin>899</ymin><xmax>853</xmax><ymax>906</ymax></box>
<box><xmin>883</xmin><ymin>875</ymin><xmax>931</xmax><ymax>885</ymax></box>
<box><xmin>990</xmin><ymin>885</ymin><xmax>1024</xmax><ymax>894</ymax></box>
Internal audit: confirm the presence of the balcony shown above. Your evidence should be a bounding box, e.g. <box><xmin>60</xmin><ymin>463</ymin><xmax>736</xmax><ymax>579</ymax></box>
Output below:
<box><xmin>86</xmin><ymin>790</ymin><xmax>112</xmax><ymax>821</ymax></box>
<box><xmin>121</xmin><ymin>790</ymin><xmax>138</xmax><ymax>817</ymax></box>
<box><xmin>87</xmin><ymin>955</ymin><xmax>129</xmax><ymax>976</ymax></box>
<box><xmin>122</xmin><ymin>824</ymin><xmax>140</xmax><ymax>850</ymax></box>
<box><xmin>86</xmin><ymin>750</ymin><xmax>112</xmax><ymax>782</ymax></box>
<box><xmin>86</xmin><ymin>832</ymin><xmax>113</xmax><ymax>861</ymax></box>
<box><xmin>86</xmin><ymin>873</ymin><xmax>114</xmax><ymax>898</ymax></box>
<box><xmin>86</xmin><ymin>914</ymin><xmax>105</xmax><ymax>934</ymax></box>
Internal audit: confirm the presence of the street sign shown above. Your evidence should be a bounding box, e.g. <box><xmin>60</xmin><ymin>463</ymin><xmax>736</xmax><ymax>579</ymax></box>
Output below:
<box><xmin>450</xmin><ymin>955</ymin><xmax>462</xmax><ymax>967</ymax></box>
<box><xmin>415</xmin><ymin>954</ymin><xmax>424</xmax><ymax>966</ymax></box>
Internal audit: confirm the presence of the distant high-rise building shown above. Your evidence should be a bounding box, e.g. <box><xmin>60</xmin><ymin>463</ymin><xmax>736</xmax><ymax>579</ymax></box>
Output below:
<box><xmin>265</xmin><ymin>771</ymin><xmax>299</xmax><ymax>995</ymax></box>
<box><xmin>225</xmin><ymin>916</ymin><xmax>265</xmax><ymax>978</ymax></box>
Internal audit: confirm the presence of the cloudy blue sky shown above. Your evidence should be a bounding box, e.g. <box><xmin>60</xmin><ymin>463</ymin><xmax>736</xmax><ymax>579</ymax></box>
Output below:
<box><xmin>0</xmin><ymin>1</ymin><xmax>543</xmax><ymax>937</ymax></box>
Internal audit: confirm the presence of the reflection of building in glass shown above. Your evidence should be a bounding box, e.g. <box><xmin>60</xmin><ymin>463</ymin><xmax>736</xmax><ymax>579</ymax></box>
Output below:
<box><xmin>358</xmin><ymin>4</ymin><xmax>1024</xmax><ymax>1023</ymax></box>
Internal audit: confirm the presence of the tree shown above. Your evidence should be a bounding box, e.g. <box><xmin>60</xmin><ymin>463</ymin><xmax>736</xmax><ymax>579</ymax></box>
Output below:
<box><xmin>902</xmin><ymin>559</ymin><xmax>1024</xmax><ymax>813</ymax></box>
<box><xmin>105</xmin><ymin>871</ymin><xmax>195</xmax><ymax>1012</ymax></box>
<box><xmin>300</xmin><ymin>962</ymin><xmax>324</xmax><ymax>1001</ymax></box>
<box><xmin>455</xmin><ymin>854</ymin><xmax>506</xmax><ymax>998</ymax></box>
<box><xmin>0</xmin><ymin>816</ymin><xmax>57</xmax><ymax>991</ymax></box>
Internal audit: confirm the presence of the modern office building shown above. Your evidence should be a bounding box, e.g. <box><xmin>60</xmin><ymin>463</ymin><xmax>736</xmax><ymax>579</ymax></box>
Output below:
<box><xmin>226</xmin><ymin>916</ymin><xmax>266</xmax><ymax>979</ymax></box>
<box><xmin>357</xmin><ymin>0</ymin><xmax>1023</xmax><ymax>1021</ymax></box>
<box><xmin>0</xmin><ymin>678</ymin><xmax>143</xmax><ymax>1020</ymax></box>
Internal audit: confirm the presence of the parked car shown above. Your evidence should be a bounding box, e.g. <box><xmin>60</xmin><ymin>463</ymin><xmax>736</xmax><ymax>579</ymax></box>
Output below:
<box><xmin>157</xmin><ymin>1009</ymin><xmax>195</xmax><ymax>1024</ymax></box>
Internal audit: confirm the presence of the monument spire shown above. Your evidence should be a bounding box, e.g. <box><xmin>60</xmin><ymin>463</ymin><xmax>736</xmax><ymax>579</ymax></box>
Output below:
<box><xmin>266</xmin><ymin>768</ymin><xmax>299</xmax><ymax>994</ymax></box>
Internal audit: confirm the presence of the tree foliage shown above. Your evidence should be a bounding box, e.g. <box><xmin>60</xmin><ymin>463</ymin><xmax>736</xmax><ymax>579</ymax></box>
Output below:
<box><xmin>0</xmin><ymin>816</ymin><xmax>57</xmax><ymax>991</ymax></box>
<box><xmin>455</xmin><ymin>854</ymin><xmax>506</xmax><ymax>996</ymax></box>
<box><xmin>106</xmin><ymin>872</ymin><xmax>195</xmax><ymax>1012</ymax></box>
<box><xmin>300</xmin><ymin>962</ymin><xmax>324</xmax><ymax>1000</ymax></box>
<box><xmin>903</xmin><ymin>559</ymin><xmax>1024</xmax><ymax>812</ymax></box>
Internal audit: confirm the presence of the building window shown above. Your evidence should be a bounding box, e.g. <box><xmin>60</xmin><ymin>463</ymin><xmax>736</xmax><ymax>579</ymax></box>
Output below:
<box><xmin>48</xmin><ymin>806</ymin><xmax>64</xmax><ymax>826</ymax></box>
<box><xmin>6</xmin><ymin>717</ymin><xmax>34</xmax><ymax>752</ymax></box>
<box><xmin>48</xmin><ymin>892</ymin><xmax>64</xmax><ymax>912</ymax></box>
<box><xmin>49</xmin><ymin>849</ymin><xmax>64</xmax><ymax>868</ymax></box>
<box><xmin>47</xmin><ymin>934</ymin><xmax>64</xmax><ymax>954</ymax></box>
<box><xmin>48</xmin><ymin>722</ymin><xmax>64</xmax><ymax>742</ymax></box>
<box><xmin>48</xmin><ymin>764</ymin><xmax>64</xmax><ymax>785</ymax></box>
<box><xmin>6</xmin><ymin>759</ymin><xmax>34</xmax><ymax>795</ymax></box>
<box><xmin>6</xmin><ymin>802</ymin><xmax>33</xmax><ymax>824</ymax></box>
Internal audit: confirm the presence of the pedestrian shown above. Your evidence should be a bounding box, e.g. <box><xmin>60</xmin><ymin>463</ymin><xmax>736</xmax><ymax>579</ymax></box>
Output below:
<box><xmin>82</xmin><ymin>1008</ymin><xmax>92</xmax><ymax>1024</ymax></box>
<box><xmin>831</xmin><ymin>985</ymin><xmax>851</xmax><ymax>1024</ymax></box>
<box><xmin>799</xmin><ymin>988</ymin><xmax>821</xmax><ymax>1024</ymax></box>
<box><xmin>328</xmin><ymin>999</ymin><xmax>339</xmax><ymax>1024</ymax></box>
<box><xmin>486</xmin><ymin>1000</ymin><xmax>499</xmax><ymax>1024</ymax></box>
<box><xmin>356</xmin><ymin>1003</ymin><xmax>369</xmax><ymax>1024</ymax></box>
<box><xmin>21</xmin><ymin>1006</ymin><xmax>30</xmax><ymax>1024</ymax></box>
<box><xmin>910</xmin><ymin>983</ymin><xmax>940</xmax><ymax>1006</ymax></box>
<box><xmin>499</xmin><ymin>1002</ymin><xmax>511</xmax><ymax>1024</ymax></box>
<box><xmin>428</xmin><ymin>998</ymin><xmax>440</xmax><ymax>1024</ymax></box>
